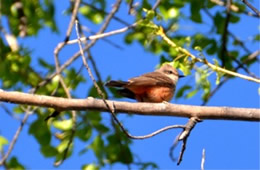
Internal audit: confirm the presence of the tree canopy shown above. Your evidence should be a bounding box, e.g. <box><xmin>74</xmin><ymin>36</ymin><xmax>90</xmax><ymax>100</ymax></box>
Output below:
<box><xmin>0</xmin><ymin>0</ymin><xmax>259</xmax><ymax>169</ymax></box>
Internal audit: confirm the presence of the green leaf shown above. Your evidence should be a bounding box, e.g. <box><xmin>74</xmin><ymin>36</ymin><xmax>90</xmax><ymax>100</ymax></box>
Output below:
<box><xmin>214</xmin><ymin>12</ymin><xmax>225</xmax><ymax>34</ymax></box>
<box><xmin>254</xmin><ymin>34</ymin><xmax>260</xmax><ymax>41</ymax></box>
<box><xmin>79</xmin><ymin>5</ymin><xmax>104</xmax><ymax>24</ymax></box>
<box><xmin>139</xmin><ymin>162</ymin><xmax>159</xmax><ymax>170</ymax></box>
<box><xmin>79</xmin><ymin>6</ymin><xmax>91</xmax><ymax>16</ymax></box>
<box><xmin>179</xmin><ymin>62</ymin><xmax>191</xmax><ymax>76</ymax></box>
<box><xmin>57</xmin><ymin>139</ymin><xmax>69</xmax><ymax>153</ymax></box>
<box><xmin>206</xmin><ymin>40</ymin><xmax>217</xmax><ymax>55</ymax></box>
<box><xmin>41</xmin><ymin>145</ymin><xmax>58</xmax><ymax>157</ymax></box>
<box><xmin>125</xmin><ymin>32</ymin><xmax>144</xmax><ymax>44</ymax></box>
<box><xmin>190</xmin><ymin>0</ymin><xmax>202</xmax><ymax>23</ymax></box>
<box><xmin>229</xmin><ymin>13</ymin><xmax>240</xmax><ymax>23</ymax></box>
<box><xmin>186</xmin><ymin>89</ymin><xmax>198</xmax><ymax>99</ymax></box>
<box><xmin>168</xmin><ymin>7</ymin><xmax>179</xmax><ymax>18</ymax></box>
<box><xmin>143</xmin><ymin>8</ymin><xmax>155</xmax><ymax>20</ymax></box>
<box><xmin>88</xmin><ymin>83</ymin><xmax>103</xmax><ymax>98</ymax></box>
<box><xmin>105</xmin><ymin>135</ymin><xmax>133</xmax><ymax>164</ymax></box>
<box><xmin>194</xmin><ymin>46</ymin><xmax>202</xmax><ymax>51</ymax></box>
<box><xmin>87</xmin><ymin>111</ymin><xmax>102</xmax><ymax>122</ymax></box>
<box><xmin>53</xmin><ymin>119</ymin><xmax>73</xmax><ymax>131</ymax></box>
<box><xmin>215</xmin><ymin>71</ymin><xmax>225</xmax><ymax>85</ymax></box>
<box><xmin>6</xmin><ymin>157</ymin><xmax>25</xmax><ymax>170</ymax></box>
<box><xmin>202</xmin><ymin>83</ymin><xmax>211</xmax><ymax>101</ymax></box>
<box><xmin>92</xmin><ymin>13</ymin><xmax>103</xmax><ymax>24</ymax></box>
<box><xmin>76</xmin><ymin>125</ymin><xmax>92</xmax><ymax>141</ymax></box>
<box><xmin>93</xmin><ymin>124</ymin><xmax>109</xmax><ymax>133</ymax></box>
<box><xmin>89</xmin><ymin>135</ymin><xmax>105</xmax><ymax>165</ymax></box>
<box><xmin>38</xmin><ymin>58</ymin><xmax>55</xmax><ymax>71</ymax></box>
<box><xmin>64</xmin><ymin>68</ymin><xmax>86</xmax><ymax>90</ymax></box>
<box><xmin>176</xmin><ymin>85</ymin><xmax>192</xmax><ymax>99</ymax></box>
<box><xmin>29</xmin><ymin>118</ymin><xmax>51</xmax><ymax>145</ymax></box>
<box><xmin>0</xmin><ymin>136</ymin><xmax>8</xmax><ymax>151</ymax></box>
<box><xmin>229</xmin><ymin>50</ymin><xmax>239</xmax><ymax>58</ymax></box>
<box><xmin>82</xmin><ymin>164</ymin><xmax>100</xmax><ymax>170</ymax></box>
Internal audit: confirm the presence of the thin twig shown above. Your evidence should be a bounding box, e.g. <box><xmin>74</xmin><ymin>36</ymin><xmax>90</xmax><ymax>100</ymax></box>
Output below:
<box><xmin>152</xmin><ymin>0</ymin><xmax>161</xmax><ymax>10</ymax></box>
<box><xmin>0</xmin><ymin>111</ymin><xmax>30</xmax><ymax>165</ymax></box>
<box><xmin>242</xmin><ymin>0</ymin><xmax>260</xmax><ymax>17</ymax></box>
<box><xmin>86</xmin><ymin>50</ymin><xmax>108</xmax><ymax>94</ymax></box>
<box><xmin>124</xmin><ymin>124</ymin><xmax>185</xmax><ymax>139</ymax></box>
<box><xmin>201</xmin><ymin>148</ymin><xmax>206</xmax><ymax>170</ymax></box>
<box><xmin>64</xmin><ymin>23</ymin><xmax>137</xmax><ymax>45</ymax></box>
<box><xmin>0</xmin><ymin>102</ymin><xmax>22</xmax><ymax>121</ymax></box>
<box><xmin>232</xmin><ymin>57</ymin><xmax>258</xmax><ymax>78</ymax></box>
<box><xmin>245</xmin><ymin>50</ymin><xmax>260</xmax><ymax>63</ymax></box>
<box><xmin>53</xmin><ymin>0</ymin><xmax>81</xmax><ymax>55</ymax></box>
<box><xmin>53</xmin><ymin>33</ymin><xmax>78</xmax><ymax>167</ymax></box>
<box><xmin>50</xmin><ymin>0</ymin><xmax>81</xmax><ymax>166</ymax></box>
<box><xmin>128</xmin><ymin>0</ymin><xmax>134</xmax><ymax>14</ymax></box>
<box><xmin>169</xmin><ymin>117</ymin><xmax>201</xmax><ymax>165</ymax></box>
<box><xmin>81</xmin><ymin>25</ymin><xmax>123</xmax><ymax>50</ymax></box>
<box><xmin>210</xmin><ymin>0</ymin><xmax>259</xmax><ymax>17</ymax></box>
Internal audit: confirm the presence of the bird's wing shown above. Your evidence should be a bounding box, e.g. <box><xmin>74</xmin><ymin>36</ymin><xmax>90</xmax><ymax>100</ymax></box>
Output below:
<box><xmin>105</xmin><ymin>80</ymin><xmax>128</xmax><ymax>87</ymax></box>
<box><xmin>128</xmin><ymin>72</ymin><xmax>173</xmax><ymax>87</ymax></box>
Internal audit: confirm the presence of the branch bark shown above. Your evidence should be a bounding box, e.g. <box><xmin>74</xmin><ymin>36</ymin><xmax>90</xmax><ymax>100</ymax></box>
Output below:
<box><xmin>0</xmin><ymin>90</ymin><xmax>259</xmax><ymax>121</ymax></box>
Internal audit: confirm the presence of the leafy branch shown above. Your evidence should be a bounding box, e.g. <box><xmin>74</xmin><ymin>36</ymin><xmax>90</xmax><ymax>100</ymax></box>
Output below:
<box><xmin>156</xmin><ymin>26</ymin><xmax>260</xmax><ymax>83</ymax></box>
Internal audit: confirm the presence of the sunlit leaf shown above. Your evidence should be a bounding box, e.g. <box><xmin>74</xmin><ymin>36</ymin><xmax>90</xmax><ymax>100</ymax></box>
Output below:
<box><xmin>53</xmin><ymin>119</ymin><xmax>73</xmax><ymax>131</ymax></box>
<box><xmin>186</xmin><ymin>89</ymin><xmax>198</xmax><ymax>98</ymax></box>
<box><xmin>82</xmin><ymin>164</ymin><xmax>99</xmax><ymax>170</ymax></box>
<box><xmin>0</xmin><ymin>136</ymin><xmax>8</xmax><ymax>151</ymax></box>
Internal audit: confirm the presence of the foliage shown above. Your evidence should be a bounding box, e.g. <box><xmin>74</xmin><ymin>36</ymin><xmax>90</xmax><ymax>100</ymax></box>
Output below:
<box><xmin>0</xmin><ymin>0</ymin><xmax>258</xmax><ymax>169</ymax></box>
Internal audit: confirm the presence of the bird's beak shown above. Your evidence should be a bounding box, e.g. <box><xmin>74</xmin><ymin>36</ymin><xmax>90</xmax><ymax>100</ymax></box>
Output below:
<box><xmin>178</xmin><ymin>75</ymin><xmax>185</xmax><ymax>78</ymax></box>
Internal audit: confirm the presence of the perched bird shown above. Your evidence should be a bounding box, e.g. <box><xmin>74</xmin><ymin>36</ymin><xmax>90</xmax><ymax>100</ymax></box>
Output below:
<box><xmin>105</xmin><ymin>64</ymin><xmax>183</xmax><ymax>102</ymax></box>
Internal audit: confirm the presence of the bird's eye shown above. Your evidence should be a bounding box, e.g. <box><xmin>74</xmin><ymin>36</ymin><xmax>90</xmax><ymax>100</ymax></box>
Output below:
<box><xmin>167</xmin><ymin>70</ymin><xmax>173</xmax><ymax>74</ymax></box>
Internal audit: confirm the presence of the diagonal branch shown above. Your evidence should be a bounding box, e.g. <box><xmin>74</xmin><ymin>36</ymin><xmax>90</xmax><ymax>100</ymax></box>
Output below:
<box><xmin>242</xmin><ymin>0</ymin><xmax>260</xmax><ymax>17</ymax></box>
<box><xmin>0</xmin><ymin>107</ymin><xmax>35</xmax><ymax>165</ymax></box>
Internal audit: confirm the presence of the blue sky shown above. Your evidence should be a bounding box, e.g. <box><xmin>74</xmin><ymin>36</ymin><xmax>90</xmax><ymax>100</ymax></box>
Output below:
<box><xmin>0</xmin><ymin>0</ymin><xmax>259</xmax><ymax>169</ymax></box>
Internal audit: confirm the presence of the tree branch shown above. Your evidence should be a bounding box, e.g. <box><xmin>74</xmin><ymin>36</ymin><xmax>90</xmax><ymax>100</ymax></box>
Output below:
<box><xmin>157</xmin><ymin>27</ymin><xmax>260</xmax><ymax>83</ymax></box>
<box><xmin>0</xmin><ymin>90</ymin><xmax>259</xmax><ymax>121</ymax></box>
<box><xmin>242</xmin><ymin>0</ymin><xmax>260</xmax><ymax>17</ymax></box>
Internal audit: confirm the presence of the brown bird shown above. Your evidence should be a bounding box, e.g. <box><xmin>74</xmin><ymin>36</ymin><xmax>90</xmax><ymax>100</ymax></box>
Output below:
<box><xmin>105</xmin><ymin>64</ymin><xmax>183</xmax><ymax>102</ymax></box>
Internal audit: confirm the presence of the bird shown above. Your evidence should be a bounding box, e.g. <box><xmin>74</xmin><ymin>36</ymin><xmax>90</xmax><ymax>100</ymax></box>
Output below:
<box><xmin>105</xmin><ymin>64</ymin><xmax>183</xmax><ymax>103</ymax></box>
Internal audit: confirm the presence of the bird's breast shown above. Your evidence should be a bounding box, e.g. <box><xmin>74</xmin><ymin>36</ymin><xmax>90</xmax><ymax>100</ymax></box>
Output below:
<box><xmin>135</xmin><ymin>86</ymin><xmax>175</xmax><ymax>102</ymax></box>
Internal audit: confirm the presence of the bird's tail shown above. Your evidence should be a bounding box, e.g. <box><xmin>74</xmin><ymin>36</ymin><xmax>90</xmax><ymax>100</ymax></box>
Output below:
<box><xmin>105</xmin><ymin>80</ymin><xmax>136</xmax><ymax>99</ymax></box>
<box><xmin>105</xmin><ymin>80</ymin><xmax>128</xmax><ymax>87</ymax></box>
